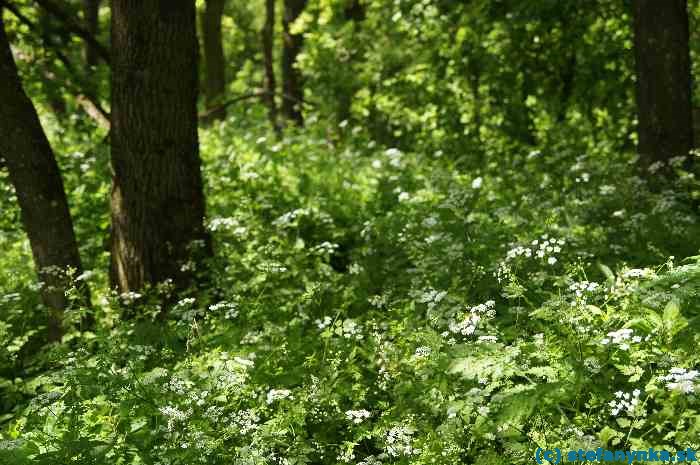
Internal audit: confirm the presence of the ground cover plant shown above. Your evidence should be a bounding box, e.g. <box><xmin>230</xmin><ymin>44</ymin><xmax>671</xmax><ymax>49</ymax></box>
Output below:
<box><xmin>2</xmin><ymin>1</ymin><xmax>700</xmax><ymax>464</ymax></box>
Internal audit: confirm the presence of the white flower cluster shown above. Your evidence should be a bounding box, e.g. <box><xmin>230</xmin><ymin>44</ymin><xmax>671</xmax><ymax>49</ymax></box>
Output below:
<box><xmin>119</xmin><ymin>291</ymin><xmax>142</xmax><ymax>304</ymax></box>
<box><xmin>340</xmin><ymin>319</ymin><xmax>363</xmax><ymax>340</ymax></box>
<box><xmin>356</xmin><ymin>455</ymin><xmax>383</xmax><ymax>465</ymax></box>
<box><xmin>175</xmin><ymin>297</ymin><xmax>196</xmax><ymax>308</ymax></box>
<box><xmin>209</xmin><ymin>301</ymin><xmax>239</xmax><ymax>319</ymax></box>
<box><xmin>0</xmin><ymin>292</ymin><xmax>20</xmax><ymax>304</ymax></box>
<box><xmin>368</xmin><ymin>294</ymin><xmax>387</xmax><ymax>308</ymax></box>
<box><xmin>413</xmin><ymin>346</ymin><xmax>432</xmax><ymax>358</ymax></box>
<box><xmin>311</xmin><ymin>241</ymin><xmax>339</xmax><ymax>255</ymax></box>
<box><xmin>163</xmin><ymin>376</ymin><xmax>192</xmax><ymax>396</ymax></box>
<box><xmin>569</xmin><ymin>281</ymin><xmax>599</xmax><ymax>297</ymax></box>
<box><xmin>448</xmin><ymin>300</ymin><xmax>495</xmax><ymax>337</ymax></box>
<box><xmin>345</xmin><ymin>409</ymin><xmax>371</xmax><ymax>424</ymax></box>
<box><xmin>505</xmin><ymin>234</ymin><xmax>564</xmax><ymax>265</ymax></box>
<box><xmin>422</xmin><ymin>216</ymin><xmax>440</xmax><ymax>228</ymax></box>
<box><xmin>266</xmin><ymin>388</ymin><xmax>292</xmax><ymax>404</ymax></box>
<box><xmin>315</xmin><ymin>316</ymin><xmax>332</xmax><ymax>330</ymax></box>
<box><xmin>600</xmin><ymin>328</ymin><xmax>646</xmax><ymax>350</ymax></box>
<box><xmin>569</xmin><ymin>280</ymin><xmax>600</xmax><ymax>306</ymax></box>
<box><xmin>258</xmin><ymin>261</ymin><xmax>288</xmax><ymax>273</ymax></box>
<box><xmin>622</xmin><ymin>268</ymin><xmax>652</xmax><ymax>279</ymax></box>
<box><xmin>659</xmin><ymin>368</ymin><xmax>699</xmax><ymax>394</ymax></box>
<box><xmin>230</xmin><ymin>409</ymin><xmax>261</xmax><ymax>434</ymax></box>
<box><xmin>348</xmin><ymin>263</ymin><xmax>363</xmax><ymax>275</ymax></box>
<box><xmin>186</xmin><ymin>390</ymin><xmax>209</xmax><ymax>407</ymax></box>
<box><xmin>159</xmin><ymin>405</ymin><xmax>192</xmax><ymax>431</ymax></box>
<box><xmin>384</xmin><ymin>147</ymin><xmax>404</xmax><ymax>168</ymax></box>
<box><xmin>272</xmin><ymin>208</ymin><xmax>310</xmax><ymax>228</ymax></box>
<box><xmin>0</xmin><ymin>439</ymin><xmax>24</xmax><ymax>451</ymax></box>
<box><xmin>207</xmin><ymin>217</ymin><xmax>246</xmax><ymax>236</ymax></box>
<box><xmin>207</xmin><ymin>355</ymin><xmax>252</xmax><ymax>390</ymax></box>
<box><xmin>386</xmin><ymin>426</ymin><xmax>419</xmax><ymax>457</ymax></box>
<box><xmin>609</xmin><ymin>389</ymin><xmax>641</xmax><ymax>417</ymax></box>
<box><xmin>272</xmin><ymin>207</ymin><xmax>332</xmax><ymax>229</ymax></box>
<box><xmin>418</xmin><ymin>289</ymin><xmax>447</xmax><ymax>311</ymax></box>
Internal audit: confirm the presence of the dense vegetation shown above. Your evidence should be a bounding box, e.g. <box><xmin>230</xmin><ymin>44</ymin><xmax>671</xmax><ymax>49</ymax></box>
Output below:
<box><xmin>2</xmin><ymin>1</ymin><xmax>700</xmax><ymax>464</ymax></box>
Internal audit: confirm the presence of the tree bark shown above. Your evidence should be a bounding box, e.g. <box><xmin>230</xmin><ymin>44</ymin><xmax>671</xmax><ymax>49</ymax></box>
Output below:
<box><xmin>83</xmin><ymin>0</ymin><xmax>100</xmax><ymax>101</ymax></box>
<box><xmin>199</xmin><ymin>0</ymin><xmax>226</xmax><ymax>122</ymax></box>
<box><xmin>261</xmin><ymin>0</ymin><xmax>279</xmax><ymax>132</ymax></box>
<box><xmin>83</xmin><ymin>0</ymin><xmax>100</xmax><ymax>68</ymax></box>
<box><xmin>281</xmin><ymin>0</ymin><xmax>306</xmax><ymax>125</ymax></box>
<box><xmin>632</xmin><ymin>0</ymin><xmax>694</xmax><ymax>171</ymax></box>
<box><xmin>110</xmin><ymin>0</ymin><xmax>211</xmax><ymax>295</ymax></box>
<box><xmin>0</xmin><ymin>13</ymin><xmax>90</xmax><ymax>342</ymax></box>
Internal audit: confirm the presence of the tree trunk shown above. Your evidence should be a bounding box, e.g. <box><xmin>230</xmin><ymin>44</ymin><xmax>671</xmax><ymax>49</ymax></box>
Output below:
<box><xmin>38</xmin><ymin>8</ymin><xmax>66</xmax><ymax>114</ymax></box>
<box><xmin>110</xmin><ymin>0</ymin><xmax>211</xmax><ymax>296</ymax></box>
<box><xmin>344</xmin><ymin>0</ymin><xmax>365</xmax><ymax>22</ymax></box>
<box><xmin>83</xmin><ymin>0</ymin><xmax>100</xmax><ymax>68</ymax></box>
<box><xmin>0</xmin><ymin>14</ymin><xmax>90</xmax><ymax>342</ymax></box>
<box><xmin>262</xmin><ymin>0</ymin><xmax>279</xmax><ymax>132</ymax></box>
<box><xmin>632</xmin><ymin>0</ymin><xmax>694</xmax><ymax>171</ymax></box>
<box><xmin>281</xmin><ymin>0</ymin><xmax>306</xmax><ymax>125</ymax></box>
<box><xmin>199</xmin><ymin>0</ymin><xmax>226</xmax><ymax>122</ymax></box>
<box><xmin>82</xmin><ymin>0</ymin><xmax>100</xmax><ymax>101</ymax></box>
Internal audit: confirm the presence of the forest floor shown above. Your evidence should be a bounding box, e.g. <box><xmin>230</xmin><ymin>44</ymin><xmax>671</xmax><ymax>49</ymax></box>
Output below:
<box><xmin>2</xmin><ymin>113</ymin><xmax>700</xmax><ymax>464</ymax></box>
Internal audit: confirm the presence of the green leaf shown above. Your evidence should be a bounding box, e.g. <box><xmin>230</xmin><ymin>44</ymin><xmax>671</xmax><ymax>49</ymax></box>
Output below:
<box><xmin>662</xmin><ymin>299</ymin><xmax>687</xmax><ymax>339</ymax></box>
<box><xmin>598</xmin><ymin>263</ymin><xmax>616</xmax><ymax>285</ymax></box>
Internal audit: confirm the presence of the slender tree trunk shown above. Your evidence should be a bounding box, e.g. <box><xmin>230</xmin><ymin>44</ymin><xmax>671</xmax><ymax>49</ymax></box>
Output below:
<box><xmin>110</xmin><ymin>0</ymin><xmax>211</xmax><ymax>296</ymax></box>
<box><xmin>83</xmin><ymin>0</ymin><xmax>100</xmax><ymax>68</ymax></box>
<box><xmin>344</xmin><ymin>0</ymin><xmax>365</xmax><ymax>22</ymax></box>
<box><xmin>281</xmin><ymin>0</ymin><xmax>306</xmax><ymax>125</ymax></box>
<box><xmin>82</xmin><ymin>0</ymin><xmax>100</xmax><ymax>102</ymax></box>
<box><xmin>38</xmin><ymin>8</ymin><xmax>66</xmax><ymax>114</ymax></box>
<box><xmin>199</xmin><ymin>0</ymin><xmax>226</xmax><ymax>122</ymax></box>
<box><xmin>632</xmin><ymin>0</ymin><xmax>694</xmax><ymax>171</ymax></box>
<box><xmin>262</xmin><ymin>0</ymin><xmax>279</xmax><ymax>132</ymax></box>
<box><xmin>0</xmin><ymin>13</ymin><xmax>90</xmax><ymax>342</ymax></box>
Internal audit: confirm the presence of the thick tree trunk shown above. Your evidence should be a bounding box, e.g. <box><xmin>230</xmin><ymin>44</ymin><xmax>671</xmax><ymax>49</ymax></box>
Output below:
<box><xmin>110</xmin><ymin>0</ymin><xmax>211</xmax><ymax>295</ymax></box>
<box><xmin>0</xmin><ymin>14</ymin><xmax>89</xmax><ymax>342</ymax></box>
<box><xmin>281</xmin><ymin>0</ymin><xmax>306</xmax><ymax>125</ymax></box>
<box><xmin>199</xmin><ymin>0</ymin><xmax>226</xmax><ymax>121</ymax></box>
<box><xmin>632</xmin><ymin>0</ymin><xmax>694</xmax><ymax>171</ymax></box>
<box><xmin>262</xmin><ymin>0</ymin><xmax>279</xmax><ymax>132</ymax></box>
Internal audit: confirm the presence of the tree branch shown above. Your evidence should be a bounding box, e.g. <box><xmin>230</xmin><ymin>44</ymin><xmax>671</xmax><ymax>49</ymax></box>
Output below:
<box><xmin>1</xmin><ymin>1</ymin><xmax>111</xmax><ymax>128</ymax></box>
<box><xmin>197</xmin><ymin>90</ymin><xmax>315</xmax><ymax>120</ymax></box>
<box><xmin>32</xmin><ymin>0</ymin><xmax>110</xmax><ymax>64</ymax></box>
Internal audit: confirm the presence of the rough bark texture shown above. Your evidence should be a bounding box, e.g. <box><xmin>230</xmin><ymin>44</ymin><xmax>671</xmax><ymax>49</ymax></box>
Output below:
<box><xmin>262</xmin><ymin>0</ymin><xmax>279</xmax><ymax>132</ymax></box>
<box><xmin>199</xmin><ymin>0</ymin><xmax>226</xmax><ymax>121</ymax></box>
<box><xmin>83</xmin><ymin>0</ymin><xmax>100</xmax><ymax>68</ymax></box>
<box><xmin>281</xmin><ymin>0</ymin><xmax>306</xmax><ymax>125</ymax></box>
<box><xmin>110</xmin><ymin>0</ymin><xmax>211</xmax><ymax>294</ymax></box>
<box><xmin>632</xmin><ymin>0</ymin><xmax>694</xmax><ymax>170</ymax></box>
<box><xmin>0</xmin><ymin>14</ymin><xmax>89</xmax><ymax>341</ymax></box>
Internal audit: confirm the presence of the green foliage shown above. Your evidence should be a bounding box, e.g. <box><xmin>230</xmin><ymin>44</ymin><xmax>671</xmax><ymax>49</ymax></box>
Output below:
<box><xmin>2</xmin><ymin>0</ymin><xmax>700</xmax><ymax>464</ymax></box>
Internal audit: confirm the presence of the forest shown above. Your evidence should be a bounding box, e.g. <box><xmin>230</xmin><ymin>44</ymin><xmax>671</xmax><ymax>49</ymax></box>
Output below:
<box><xmin>1</xmin><ymin>0</ymin><xmax>700</xmax><ymax>463</ymax></box>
